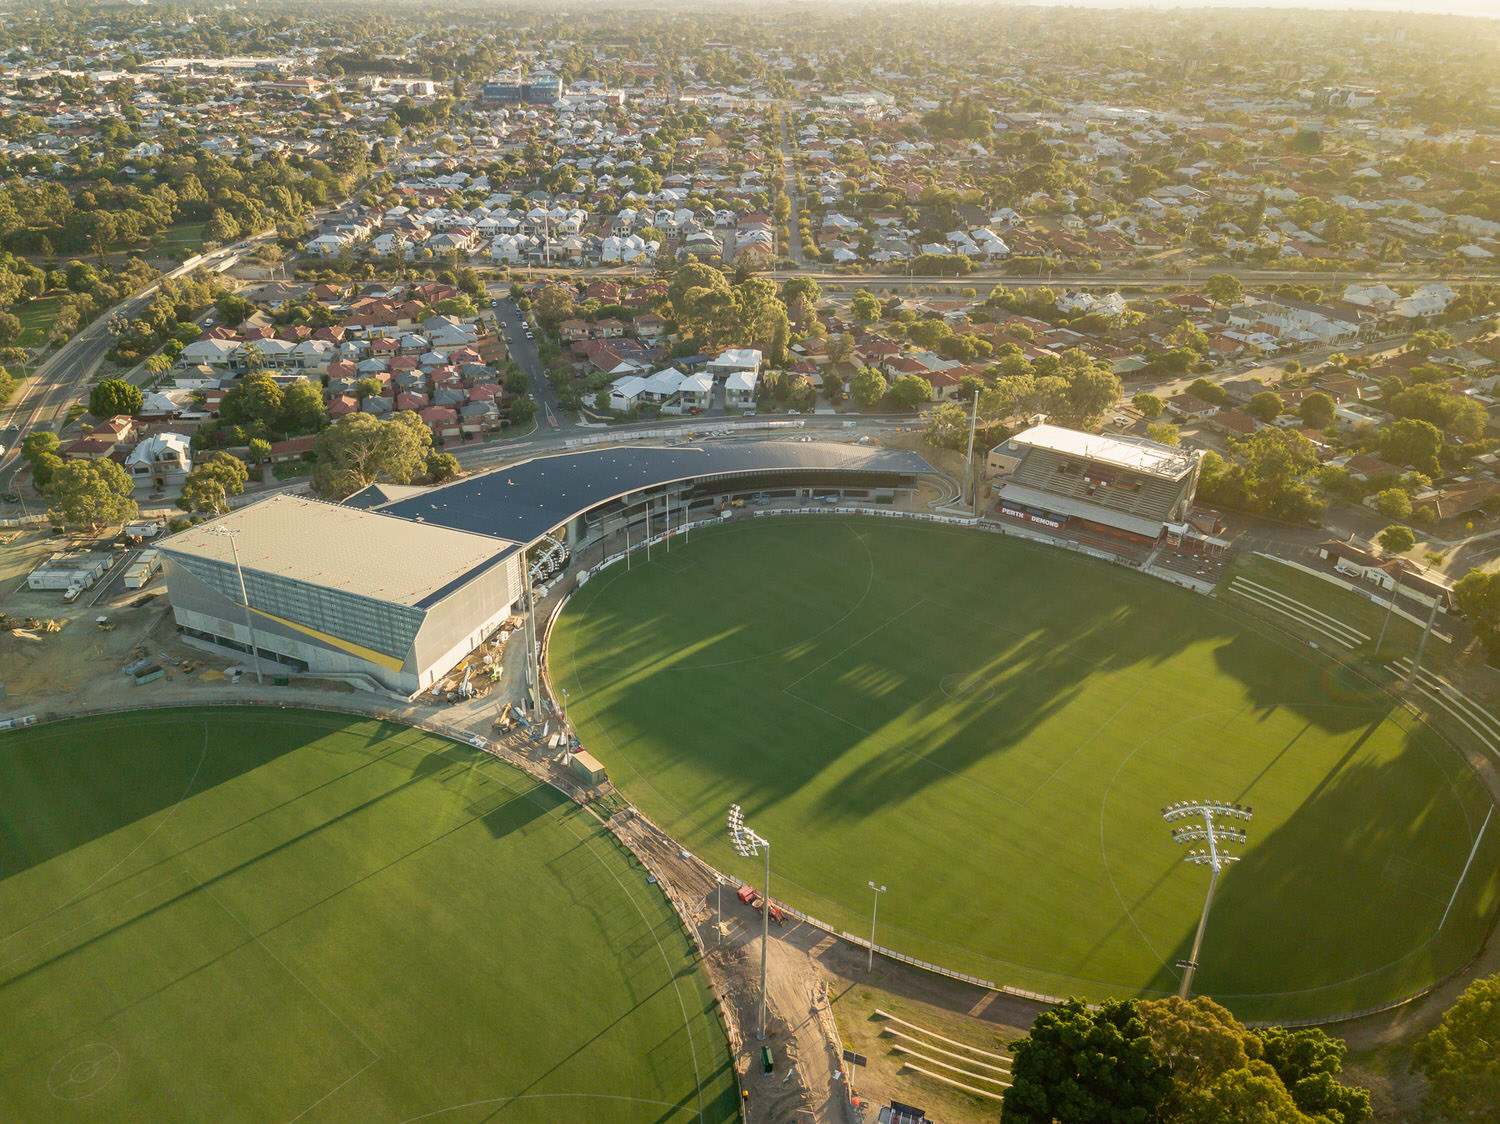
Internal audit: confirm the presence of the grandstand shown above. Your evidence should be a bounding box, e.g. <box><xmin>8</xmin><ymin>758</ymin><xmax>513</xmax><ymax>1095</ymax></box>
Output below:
<box><xmin>987</xmin><ymin>424</ymin><xmax>1204</xmax><ymax>547</ymax></box>
<box><xmin>158</xmin><ymin>441</ymin><xmax>934</xmax><ymax>696</ymax></box>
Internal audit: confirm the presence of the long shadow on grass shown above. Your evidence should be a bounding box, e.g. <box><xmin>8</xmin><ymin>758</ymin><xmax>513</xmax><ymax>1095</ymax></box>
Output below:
<box><xmin>0</xmin><ymin>709</ymin><xmax>408</xmax><ymax>883</ymax></box>
<box><xmin>1140</xmin><ymin>725</ymin><xmax>1500</xmax><ymax>1020</ymax></box>
<box><xmin>569</xmin><ymin>530</ymin><xmax>1403</xmax><ymax>820</ymax></box>
<box><xmin>0</xmin><ymin>742</ymin><xmax>528</xmax><ymax>991</ymax></box>
<box><xmin>809</xmin><ymin>590</ymin><xmax>1394</xmax><ymax>819</ymax></box>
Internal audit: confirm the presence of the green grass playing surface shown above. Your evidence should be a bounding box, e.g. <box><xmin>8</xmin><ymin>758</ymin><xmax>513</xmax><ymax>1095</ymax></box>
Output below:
<box><xmin>0</xmin><ymin>708</ymin><xmax>738</xmax><ymax>1123</ymax></box>
<box><xmin>551</xmin><ymin>518</ymin><xmax>1500</xmax><ymax>1022</ymax></box>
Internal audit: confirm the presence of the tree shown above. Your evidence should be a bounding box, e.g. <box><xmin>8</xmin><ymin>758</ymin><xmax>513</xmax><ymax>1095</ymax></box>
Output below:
<box><xmin>219</xmin><ymin>371</ymin><xmax>284</xmax><ymax>430</ymax></box>
<box><xmin>1373</xmin><ymin>487</ymin><xmax>1413</xmax><ymax>519</ymax></box>
<box><xmin>278</xmin><ymin>378</ymin><xmax>326</xmax><ymax>433</ymax></box>
<box><xmin>1414</xmin><ymin>974</ymin><xmax>1500</xmax><ymax>1122</ymax></box>
<box><xmin>924</xmin><ymin>401</ymin><xmax>971</xmax><ymax>451</ymax></box>
<box><xmin>1298</xmin><ymin>392</ymin><xmax>1335</xmax><ymax>430</ymax></box>
<box><xmin>178</xmin><ymin>452</ymin><xmax>249</xmax><ymax>515</ymax></box>
<box><xmin>1246</xmin><ymin>392</ymin><xmax>1284</xmax><ymax>423</ymax></box>
<box><xmin>0</xmin><ymin>311</ymin><xmax>21</xmax><ymax>346</ymax></box>
<box><xmin>1378</xmin><ymin>525</ymin><xmax>1416</xmax><ymax>554</ymax></box>
<box><xmin>1133</xmin><ymin>393</ymin><xmax>1164</xmax><ymax>419</ymax></box>
<box><xmin>247</xmin><ymin>437</ymin><xmax>272</xmax><ymax>463</ymax></box>
<box><xmin>849</xmin><ymin>367</ymin><xmax>888</xmax><ymax>408</ymax></box>
<box><xmin>888</xmin><ymin>374</ymin><xmax>934</xmax><ymax>411</ymax></box>
<box><xmin>89</xmin><ymin>377</ymin><xmax>143</xmax><ymax>419</ymax></box>
<box><xmin>1204</xmin><ymin>273</ymin><xmax>1244</xmax><ymax>306</ymax></box>
<box><xmin>851</xmin><ymin>290</ymin><xmax>881</xmax><ymax>323</ymax></box>
<box><xmin>46</xmin><ymin>459</ymin><xmax>138</xmax><ymax>528</ymax></box>
<box><xmin>1147</xmin><ymin>422</ymin><xmax>1180</xmax><ymax>446</ymax></box>
<box><xmin>425</xmin><ymin>451</ymin><xmax>460</xmax><ymax>484</ymax></box>
<box><xmin>204</xmin><ymin>207</ymin><xmax>240</xmax><ymax>245</ymax></box>
<box><xmin>1257</xmin><ymin>1027</ymin><xmax>1371</xmax><ymax>1124</ymax></box>
<box><xmin>1406</xmin><ymin>328</ymin><xmax>1455</xmax><ymax>358</ymax></box>
<box><xmin>1378</xmin><ymin>418</ymin><xmax>1443</xmax><ymax>476</ymax></box>
<box><xmin>1388</xmin><ymin>384</ymin><xmax>1486</xmax><ymax>442</ymax></box>
<box><xmin>826</xmin><ymin>332</ymin><xmax>856</xmax><ymax>367</ymax></box>
<box><xmin>22</xmin><ymin>430</ymin><xmax>62</xmax><ymax>489</ymax></box>
<box><xmin>312</xmin><ymin>411</ymin><xmax>433</xmax><ymax>499</ymax></box>
<box><xmin>1002</xmin><ymin>998</ymin><xmax>1171</xmax><ymax>1124</ymax></box>
<box><xmin>532</xmin><ymin>284</ymin><xmax>575</xmax><ymax>329</ymax></box>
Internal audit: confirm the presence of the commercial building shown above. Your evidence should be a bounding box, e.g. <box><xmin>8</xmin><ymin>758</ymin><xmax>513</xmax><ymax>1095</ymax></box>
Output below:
<box><xmin>158</xmin><ymin>495</ymin><xmax>524</xmax><ymax>695</ymax></box>
<box><xmin>159</xmin><ymin>441</ymin><xmax>934</xmax><ymax>696</ymax></box>
<box><xmin>986</xmin><ymin>424</ymin><xmax>1202</xmax><ymax>546</ymax></box>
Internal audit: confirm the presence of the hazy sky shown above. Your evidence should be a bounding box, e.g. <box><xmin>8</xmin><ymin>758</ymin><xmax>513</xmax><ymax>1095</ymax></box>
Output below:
<box><xmin>1017</xmin><ymin>0</ymin><xmax>1499</xmax><ymax>17</ymax></box>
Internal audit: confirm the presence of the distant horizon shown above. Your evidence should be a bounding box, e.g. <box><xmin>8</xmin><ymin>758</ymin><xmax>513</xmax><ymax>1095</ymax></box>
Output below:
<box><xmin>1013</xmin><ymin>0</ymin><xmax>1500</xmax><ymax>18</ymax></box>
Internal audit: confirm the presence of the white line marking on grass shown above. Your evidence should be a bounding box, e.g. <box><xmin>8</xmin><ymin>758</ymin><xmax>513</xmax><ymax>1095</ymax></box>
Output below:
<box><xmin>779</xmin><ymin>689</ymin><xmax>1021</xmax><ymax>808</ymax></box>
<box><xmin>1</xmin><ymin>720</ymin><xmax>212</xmax><ymax>946</ymax></box>
<box><xmin>283</xmin><ymin>1057</ymin><xmax>380</xmax><ymax>1124</ymax></box>
<box><xmin>568</xmin><ymin>520</ymin><xmax>879</xmax><ymax>674</ymax></box>
<box><xmin>1019</xmin><ymin>678</ymin><xmax>1153</xmax><ymax>808</ymax></box>
<box><xmin>395</xmin><ymin>1092</ymin><xmax>700</xmax><ymax>1122</ymax></box>
<box><xmin>781</xmin><ymin>597</ymin><xmax>928</xmax><ymax>693</ymax></box>
<box><xmin>545</xmin><ymin>799</ymin><xmax>709</xmax><ymax>1122</ymax></box>
<box><xmin>189</xmin><ymin>875</ymin><xmax>381</xmax><ymax>1062</ymax></box>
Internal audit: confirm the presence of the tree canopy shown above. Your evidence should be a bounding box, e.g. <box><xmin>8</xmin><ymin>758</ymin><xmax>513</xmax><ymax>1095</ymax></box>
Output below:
<box><xmin>312</xmin><ymin>411</ymin><xmax>433</xmax><ymax>499</ymax></box>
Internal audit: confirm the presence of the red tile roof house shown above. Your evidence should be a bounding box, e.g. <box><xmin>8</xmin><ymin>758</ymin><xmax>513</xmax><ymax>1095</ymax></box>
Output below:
<box><xmin>327</xmin><ymin>359</ymin><xmax>358</xmax><ymax>382</ymax></box>
<box><xmin>328</xmin><ymin>394</ymin><xmax>361</xmax><ymax>417</ymax></box>
<box><xmin>63</xmin><ymin>434</ymin><xmax>118</xmax><ymax>460</ymax></box>
<box><xmin>395</xmin><ymin>391</ymin><xmax>430</xmax><ymax>412</ymax></box>
<box><xmin>559</xmin><ymin>319</ymin><xmax>592</xmax><ymax>342</ymax></box>
<box><xmin>370</xmin><ymin>336</ymin><xmax>399</xmax><ymax>356</ymax></box>
<box><xmin>419</xmin><ymin>405</ymin><xmax>461</xmax><ymax>441</ymax></box>
<box><xmin>267</xmin><ymin>434</ymin><xmax>318</xmax><ymax>463</ymax></box>
<box><xmin>1211</xmin><ymin>408</ymin><xmax>1259</xmax><ymax>437</ymax></box>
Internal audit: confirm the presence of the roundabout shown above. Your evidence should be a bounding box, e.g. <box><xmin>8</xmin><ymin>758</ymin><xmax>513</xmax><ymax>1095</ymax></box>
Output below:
<box><xmin>550</xmin><ymin>516</ymin><xmax>1500</xmax><ymax>1022</ymax></box>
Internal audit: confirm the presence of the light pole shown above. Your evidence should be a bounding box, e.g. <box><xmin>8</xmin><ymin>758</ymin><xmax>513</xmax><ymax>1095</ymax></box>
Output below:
<box><xmin>866</xmin><ymin>882</ymin><xmax>887</xmax><ymax>972</ymax></box>
<box><xmin>1163</xmin><ymin>800</ymin><xmax>1251</xmax><ymax>999</ymax></box>
<box><xmin>727</xmin><ymin>803</ymin><xmax>771</xmax><ymax>1040</ymax></box>
<box><xmin>210</xmin><ymin>525</ymin><xmax>263</xmax><ymax>684</ymax></box>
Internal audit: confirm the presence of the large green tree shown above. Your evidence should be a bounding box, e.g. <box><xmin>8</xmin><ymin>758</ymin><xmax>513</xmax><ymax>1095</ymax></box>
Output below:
<box><xmin>849</xmin><ymin>366</ymin><xmax>888</xmax><ymax>408</ymax></box>
<box><xmin>88</xmin><ymin>377</ymin><xmax>143</xmax><ymax>419</ymax></box>
<box><xmin>312</xmin><ymin>411</ymin><xmax>433</xmax><ymax>499</ymax></box>
<box><xmin>46</xmin><ymin>458</ymin><xmax>138</xmax><ymax>528</ymax></box>
<box><xmin>1414</xmin><ymin>973</ymin><xmax>1500</xmax><ymax>1121</ymax></box>
<box><xmin>219</xmin><ymin>371</ymin><xmax>284</xmax><ymax>431</ymax></box>
<box><xmin>178</xmin><ymin>452</ymin><xmax>248</xmax><ymax>515</ymax></box>
<box><xmin>1002</xmin><ymin>998</ymin><xmax>1171</xmax><ymax>1124</ymax></box>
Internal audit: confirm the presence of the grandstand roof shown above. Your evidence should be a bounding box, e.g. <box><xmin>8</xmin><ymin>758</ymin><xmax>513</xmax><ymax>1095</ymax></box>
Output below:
<box><xmin>368</xmin><ymin>440</ymin><xmax>933</xmax><ymax>546</ymax></box>
<box><xmin>1007</xmin><ymin>424</ymin><xmax>1197</xmax><ymax>481</ymax></box>
<box><xmin>159</xmin><ymin>494</ymin><xmax>517</xmax><ymax>607</ymax></box>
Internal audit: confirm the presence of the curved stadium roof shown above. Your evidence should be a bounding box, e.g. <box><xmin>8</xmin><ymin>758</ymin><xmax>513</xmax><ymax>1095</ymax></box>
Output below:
<box><xmin>351</xmin><ymin>440</ymin><xmax>935</xmax><ymax>549</ymax></box>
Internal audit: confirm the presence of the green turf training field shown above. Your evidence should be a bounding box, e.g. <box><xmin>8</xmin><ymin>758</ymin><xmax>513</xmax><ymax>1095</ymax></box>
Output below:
<box><xmin>0</xmin><ymin>708</ymin><xmax>738</xmax><ymax>1124</ymax></box>
<box><xmin>551</xmin><ymin>518</ymin><xmax>1500</xmax><ymax>1023</ymax></box>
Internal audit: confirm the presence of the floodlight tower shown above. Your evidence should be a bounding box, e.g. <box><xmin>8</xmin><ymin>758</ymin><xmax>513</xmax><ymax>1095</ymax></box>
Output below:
<box><xmin>727</xmin><ymin>803</ymin><xmax>771</xmax><ymax>1040</ymax></box>
<box><xmin>1162</xmin><ymin>800</ymin><xmax>1252</xmax><ymax>999</ymax></box>
<box><xmin>210</xmin><ymin>525</ymin><xmax>263</xmax><ymax>684</ymax></box>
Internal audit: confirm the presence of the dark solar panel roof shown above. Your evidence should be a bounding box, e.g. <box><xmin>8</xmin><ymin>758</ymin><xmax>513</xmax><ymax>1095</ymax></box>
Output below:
<box><xmin>373</xmin><ymin>440</ymin><xmax>933</xmax><ymax>546</ymax></box>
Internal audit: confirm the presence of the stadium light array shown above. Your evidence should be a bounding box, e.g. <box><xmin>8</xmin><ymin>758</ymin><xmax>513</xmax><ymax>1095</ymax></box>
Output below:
<box><xmin>1161</xmin><ymin>799</ymin><xmax>1253</xmax><ymax>999</ymax></box>
<box><xmin>726</xmin><ymin>804</ymin><xmax>771</xmax><ymax>1040</ymax></box>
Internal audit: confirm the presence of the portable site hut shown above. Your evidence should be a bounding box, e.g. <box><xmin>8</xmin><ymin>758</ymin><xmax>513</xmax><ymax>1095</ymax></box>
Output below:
<box><xmin>568</xmin><ymin>749</ymin><xmax>608</xmax><ymax>786</ymax></box>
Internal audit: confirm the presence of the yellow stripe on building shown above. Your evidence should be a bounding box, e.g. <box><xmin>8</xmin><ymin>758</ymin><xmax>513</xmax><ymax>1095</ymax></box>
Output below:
<box><xmin>245</xmin><ymin>604</ymin><xmax>407</xmax><ymax>673</ymax></box>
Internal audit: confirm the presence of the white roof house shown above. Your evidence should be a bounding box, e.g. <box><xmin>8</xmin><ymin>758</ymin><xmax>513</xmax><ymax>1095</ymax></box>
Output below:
<box><xmin>708</xmin><ymin>349</ymin><xmax>762</xmax><ymax>377</ymax></box>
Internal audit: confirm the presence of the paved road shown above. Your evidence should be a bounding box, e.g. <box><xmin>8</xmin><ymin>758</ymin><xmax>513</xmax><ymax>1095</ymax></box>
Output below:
<box><xmin>492</xmin><ymin>296</ymin><xmax>574</xmax><ymax>433</ymax></box>
<box><xmin>0</xmin><ymin>240</ymin><xmax>259</xmax><ymax>494</ymax></box>
<box><xmin>778</xmin><ymin>116</ymin><xmax>805</xmax><ymax>268</ymax></box>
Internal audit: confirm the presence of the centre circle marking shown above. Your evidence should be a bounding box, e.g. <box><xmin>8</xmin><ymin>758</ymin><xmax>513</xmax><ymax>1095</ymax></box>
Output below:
<box><xmin>47</xmin><ymin>1043</ymin><xmax>121</xmax><ymax>1101</ymax></box>
<box><xmin>940</xmin><ymin>673</ymin><xmax>995</xmax><ymax>702</ymax></box>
